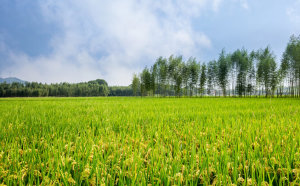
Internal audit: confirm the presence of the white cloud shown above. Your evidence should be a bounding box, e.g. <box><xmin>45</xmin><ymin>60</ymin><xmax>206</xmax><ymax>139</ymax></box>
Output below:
<box><xmin>240</xmin><ymin>0</ymin><xmax>249</xmax><ymax>10</ymax></box>
<box><xmin>212</xmin><ymin>0</ymin><xmax>223</xmax><ymax>12</ymax></box>
<box><xmin>2</xmin><ymin>49</ymin><xmax>103</xmax><ymax>84</ymax></box>
<box><xmin>232</xmin><ymin>0</ymin><xmax>249</xmax><ymax>10</ymax></box>
<box><xmin>287</xmin><ymin>0</ymin><xmax>300</xmax><ymax>29</ymax></box>
<box><xmin>1</xmin><ymin>0</ymin><xmax>254</xmax><ymax>85</ymax></box>
<box><xmin>2</xmin><ymin>0</ymin><xmax>217</xmax><ymax>85</ymax></box>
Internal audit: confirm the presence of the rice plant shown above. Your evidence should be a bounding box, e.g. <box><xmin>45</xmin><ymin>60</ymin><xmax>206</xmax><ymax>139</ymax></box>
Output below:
<box><xmin>0</xmin><ymin>97</ymin><xmax>299</xmax><ymax>185</ymax></box>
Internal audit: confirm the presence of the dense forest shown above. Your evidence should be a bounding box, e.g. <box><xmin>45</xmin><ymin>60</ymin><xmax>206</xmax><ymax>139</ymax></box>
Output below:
<box><xmin>0</xmin><ymin>78</ymin><xmax>135</xmax><ymax>97</ymax></box>
<box><xmin>132</xmin><ymin>35</ymin><xmax>300</xmax><ymax>97</ymax></box>
<box><xmin>0</xmin><ymin>79</ymin><xmax>109</xmax><ymax>97</ymax></box>
<box><xmin>109</xmin><ymin>86</ymin><xmax>133</xmax><ymax>96</ymax></box>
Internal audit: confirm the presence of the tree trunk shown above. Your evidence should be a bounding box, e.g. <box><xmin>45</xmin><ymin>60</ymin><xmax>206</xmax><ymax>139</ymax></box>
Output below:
<box><xmin>298</xmin><ymin>79</ymin><xmax>300</xmax><ymax>98</ymax></box>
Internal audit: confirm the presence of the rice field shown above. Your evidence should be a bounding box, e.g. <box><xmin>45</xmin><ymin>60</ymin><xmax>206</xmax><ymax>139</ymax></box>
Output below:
<box><xmin>0</xmin><ymin>97</ymin><xmax>299</xmax><ymax>185</ymax></box>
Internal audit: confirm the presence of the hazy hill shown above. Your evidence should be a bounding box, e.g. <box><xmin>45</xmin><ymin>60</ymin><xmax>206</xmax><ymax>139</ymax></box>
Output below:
<box><xmin>0</xmin><ymin>77</ymin><xmax>26</xmax><ymax>84</ymax></box>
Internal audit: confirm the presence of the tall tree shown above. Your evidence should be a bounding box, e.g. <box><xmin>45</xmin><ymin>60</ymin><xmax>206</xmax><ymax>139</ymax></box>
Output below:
<box><xmin>188</xmin><ymin>58</ymin><xmax>200</xmax><ymax>96</ymax></box>
<box><xmin>256</xmin><ymin>47</ymin><xmax>278</xmax><ymax>97</ymax></box>
<box><xmin>182</xmin><ymin>62</ymin><xmax>190</xmax><ymax>96</ymax></box>
<box><xmin>150</xmin><ymin>63</ymin><xmax>158</xmax><ymax>96</ymax></box>
<box><xmin>207</xmin><ymin>60</ymin><xmax>218</xmax><ymax>96</ymax></box>
<box><xmin>199</xmin><ymin>64</ymin><xmax>207</xmax><ymax>97</ymax></box>
<box><xmin>217</xmin><ymin>50</ymin><xmax>230</xmax><ymax>97</ymax></box>
<box><xmin>140</xmin><ymin>68</ymin><xmax>151</xmax><ymax>96</ymax></box>
<box><xmin>248</xmin><ymin>51</ymin><xmax>257</xmax><ymax>97</ymax></box>
<box><xmin>231</xmin><ymin>49</ymin><xmax>250</xmax><ymax>97</ymax></box>
<box><xmin>281</xmin><ymin>35</ymin><xmax>300</xmax><ymax>97</ymax></box>
<box><xmin>156</xmin><ymin>57</ymin><xmax>168</xmax><ymax>96</ymax></box>
<box><xmin>131</xmin><ymin>73</ymin><xmax>140</xmax><ymax>96</ymax></box>
<box><xmin>168</xmin><ymin>55</ymin><xmax>184</xmax><ymax>96</ymax></box>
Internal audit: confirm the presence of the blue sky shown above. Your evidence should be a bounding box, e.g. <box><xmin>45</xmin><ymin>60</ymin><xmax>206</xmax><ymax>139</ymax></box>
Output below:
<box><xmin>0</xmin><ymin>0</ymin><xmax>299</xmax><ymax>85</ymax></box>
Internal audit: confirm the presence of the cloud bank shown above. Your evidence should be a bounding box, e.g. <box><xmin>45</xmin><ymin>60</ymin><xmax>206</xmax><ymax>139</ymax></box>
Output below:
<box><xmin>287</xmin><ymin>0</ymin><xmax>300</xmax><ymax>32</ymax></box>
<box><xmin>1</xmin><ymin>0</ymin><xmax>220</xmax><ymax>85</ymax></box>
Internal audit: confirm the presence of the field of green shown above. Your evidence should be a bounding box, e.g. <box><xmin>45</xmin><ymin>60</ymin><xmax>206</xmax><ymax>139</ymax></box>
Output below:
<box><xmin>0</xmin><ymin>97</ymin><xmax>299</xmax><ymax>185</ymax></box>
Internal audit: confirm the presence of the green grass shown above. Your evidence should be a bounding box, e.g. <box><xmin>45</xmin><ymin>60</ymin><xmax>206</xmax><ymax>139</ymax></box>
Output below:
<box><xmin>0</xmin><ymin>97</ymin><xmax>299</xmax><ymax>185</ymax></box>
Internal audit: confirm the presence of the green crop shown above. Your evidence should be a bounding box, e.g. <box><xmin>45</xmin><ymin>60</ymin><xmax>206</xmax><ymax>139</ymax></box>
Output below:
<box><xmin>0</xmin><ymin>97</ymin><xmax>299</xmax><ymax>185</ymax></box>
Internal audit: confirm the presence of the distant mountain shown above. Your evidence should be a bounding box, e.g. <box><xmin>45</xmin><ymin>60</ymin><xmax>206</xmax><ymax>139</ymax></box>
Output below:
<box><xmin>0</xmin><ymin>77</ymin><xmax>26</xmax><ymax>84</ymax></box>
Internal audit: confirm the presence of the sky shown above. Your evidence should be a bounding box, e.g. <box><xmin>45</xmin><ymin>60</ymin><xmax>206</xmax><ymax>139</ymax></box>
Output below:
<box><xmin>0</xmin><ymin>0</ymin><xmax>299</xmax><ymax>85</ymax></box>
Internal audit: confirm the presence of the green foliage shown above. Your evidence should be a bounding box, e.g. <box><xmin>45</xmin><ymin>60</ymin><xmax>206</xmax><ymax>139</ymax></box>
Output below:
<box><xmin>131</xmin><ymin>35</ymin><xmax>300</xmax><ymax>98</ymax></box>
<box><xmin>140</xmin><ymin>68</ymin><xmax>151</xmax><ymax>96</ymax></box>
<box><xmin>199</xmin><ymin>64</ymin><xmax>207</xmax><ymax>96</ymax></box>
<box><xmin>280</xmin><ymin>34</ymin><xmax>300</xmax><ymax>97</ymax></box>
<box><xmin>217</xmin><ymin>49</ymin><xmax>230</xmax><ymax>96</ymax></box>
<box><xmin>109</xmin><ymin>86</ymin><xmax>133</xmax><ymax>96</ymax></box>
<box><xmin>188</xmin><ymin>58</ymin><xmax>200</xmax><ymax>96</ymax></box>
<box><xmin>207</xmin><ymin>60</ymin><xmax>218</xmax><ymax>96</ymax></box>
<box><xmin>131</xmin><ymin>74</ymin><xmax>140</xmax><ymax>96</ymax></box>
<box><xmin>256</xmin><ymin>47</ymin><xmax>278</xmax><ymax>97</ymax></box>
<box><xmin>0</xmin><ymin>97</ymin><xmax>299</xmax><ymax>185</ymax></box>
<box><xmin>134</xmin><ymin>44</ymin><xmax>293</xmax><ymax>98</ymax></box>
<box><xmin>231</xmin><ymin>49</ymin><xmax>251</xmax><ymax>96</ymax></box>
<box><xmin>156</xmin><ymin>57</ymin><xmax>168</xmax><ymax>96</ymax></box>
<box><xmin>168</xmin><ymin>55</ymin><xmax>184</xmax><ymax>96</ymax></box>
<box><xmin>0</xmin><ymin>79</ymin><xmax>109</xmax><ymax>97</ymax></box>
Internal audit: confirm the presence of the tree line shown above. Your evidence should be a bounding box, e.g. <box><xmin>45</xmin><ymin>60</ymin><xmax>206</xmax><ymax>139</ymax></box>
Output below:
<box><xmin>131</xmin><ymin>35</ymin><xmax>300</xmax><ymax>97</ymax></box>
<box><xmin>109</xmin><ymin>86</ymin><xmax>133</xmax><ymax>96</ymax></box>
<box><xmin>0</xmin><ymin>79</ymin><xmax>109</xmax><ymax>97</ymax></box>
